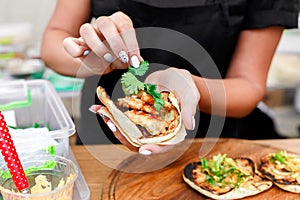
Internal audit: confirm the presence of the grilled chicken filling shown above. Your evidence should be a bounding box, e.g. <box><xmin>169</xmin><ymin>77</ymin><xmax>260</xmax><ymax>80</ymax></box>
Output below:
<box><xmin>191</xmin><ymin>154</ymin><xmax>254</xmax><ymax>195</ymax></box>
<box><xmin>261</xmin><ymin>150</ymin><xmax>300</xmax><ymax>185</ymax></box>
<box><xmin>117</xmin><ymin>91</ymin><xmax>179</xmax><ymax>137</ymax></box>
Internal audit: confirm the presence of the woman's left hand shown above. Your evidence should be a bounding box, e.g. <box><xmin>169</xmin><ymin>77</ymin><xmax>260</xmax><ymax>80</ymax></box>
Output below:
<box><xmin>145</xmin><ymin>67</ymin><xmax>200</xmax><ymax>130</ymax></box>
<box><xmin>90</xmin><ymin>68</ymin><xmax>199</xmax><ymax>155</ymax></box>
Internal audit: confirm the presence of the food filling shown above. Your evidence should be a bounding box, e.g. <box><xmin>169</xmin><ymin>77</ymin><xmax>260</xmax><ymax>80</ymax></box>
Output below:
<box><xmin>261</xmin><ymin>150</ymin><xmax>300</xmax><ymax>184</ymax></box>
<box><xmin>30</xmin><ymin>174</ymin><xmax>75</xmax><ymax>194</ymax></box>
<box><xmin>117</xmin><ymin>90</ymin><xmax>179</xmax><ymax>137</ymax></box>
<box><xmin>192</xmin><ymin>154</ymin><xmax>253</xmax><ymax>195</ymax></box>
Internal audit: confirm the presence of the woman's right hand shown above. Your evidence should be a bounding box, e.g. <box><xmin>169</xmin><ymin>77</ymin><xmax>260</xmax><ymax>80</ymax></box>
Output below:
<box><xmin>63</xmin><ymin>11</ymin><xmax>143</xmax><ymax>75</ymax></box>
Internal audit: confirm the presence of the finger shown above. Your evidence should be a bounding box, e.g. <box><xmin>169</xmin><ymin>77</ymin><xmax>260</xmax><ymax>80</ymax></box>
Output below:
<box><xmin>181</xmin><ymin>107</ymin><xmax>196</xmax><ymax>131</ymax></box>
<box><xmin>89</xmin><ymin>105</ymin><xmax>103</xmax><ymax>113</ymax></box>
<box><xmin>63</xmin><ymin>37</ymin><xmax>89</xmax><ymax>58</ymax></box>
<box><xmin>89</xmin><ymin>105</ymin><xmax>138</xmax><ymax>151</ymax></box>
<box><xmin>95</xmin><ymin>17</ymin><xmax>129</xmax><ymax>66</ymax></box>
<box><xmin>79</xmin><ymin>23</ymin><xmax>115</xmax><ymax>63</ymax></box>
<box><xmin>110</xmin><ymin>12</ymin><xmax>142</xmax><ymax>68</ymax></box>
<box><xmin>139</xmin><ymin>144</ymin><xmax>174</xmax><ymax>155</ymax></box>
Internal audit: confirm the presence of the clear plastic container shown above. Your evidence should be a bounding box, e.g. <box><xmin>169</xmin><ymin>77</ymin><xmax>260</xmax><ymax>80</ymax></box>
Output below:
<box><xmin>0</xmin><ymin>79</ymin><xmax>90</xmax><ymax>200</ymax></box>
<box><xmin>0</xmin><ymin>154</ymin><xmax>78</xmax><ymax>200</ymax></box>
<box><xmin>0</xmin><ymin>79</ymin><xmax>75</xmax><ymax>157</ymax></box>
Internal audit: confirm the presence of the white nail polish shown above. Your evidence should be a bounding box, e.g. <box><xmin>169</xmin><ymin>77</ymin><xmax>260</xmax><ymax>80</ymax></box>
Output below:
<box><xmin>83</xmin><ymin>50</ymin><xmax>90</xmax><ymax>56</ymax></box>
<box><xmin>119</xmin><ymin>51</ymin><xmax>129</xmax><ymax>63</ymax></box>
<box><xmin>139</xmin><ymin>149</ymin><xmax>152</xmax><ymax>156</ymax></box>
<box><xmin>88</xmin><ymin>107</ymin><xmax>97</xmax><ymax>114</ymax></box>
<box><xmin>192</xmin><ymin>116</ymin><xmax>195</xmax><ymax>130</ymax></box>
<box><xmin>103</xmin><ymin>53</ymin><xmax>114</xmax><ymax>63</ymax></box>
<box><xmin>130</xmin><ymin>55</ymin><xmax>140</xmax><ymax>68</ymax></box>
<box><xmin>107</xmin><ymin>121</ymin><xmax>117</xmax><ymax>132</ymax></box>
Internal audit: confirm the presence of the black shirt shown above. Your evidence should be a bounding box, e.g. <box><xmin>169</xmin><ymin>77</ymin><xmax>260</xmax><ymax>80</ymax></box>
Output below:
<box><xmin>78</xmin><ymin>0</ymin><xmax>299</xmax><ymax>144</ymax></box>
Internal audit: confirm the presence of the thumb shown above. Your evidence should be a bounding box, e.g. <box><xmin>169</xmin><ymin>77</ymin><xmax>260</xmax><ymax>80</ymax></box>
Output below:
<box><xmin>181</xmin><ymin>107</ymin><xmax>196</xmax><ymax>130</ymax></box>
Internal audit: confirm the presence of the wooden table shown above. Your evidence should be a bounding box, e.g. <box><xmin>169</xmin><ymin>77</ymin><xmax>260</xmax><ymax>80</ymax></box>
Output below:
<box><xmin>71</xmin><ymin>138</ymin><xmax>300</xmax><ymax>200</ymax></box>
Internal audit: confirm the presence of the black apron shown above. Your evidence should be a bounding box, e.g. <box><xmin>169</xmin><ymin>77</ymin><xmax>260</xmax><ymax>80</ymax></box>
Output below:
<box><xmin>77</xmin><ymin>0</ymin><xmax>298</xmax><ymax>144</ymax></box>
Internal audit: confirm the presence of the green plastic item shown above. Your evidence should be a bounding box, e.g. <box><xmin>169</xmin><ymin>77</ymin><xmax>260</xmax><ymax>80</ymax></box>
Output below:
<box><xmin>46</xmin><ymin>72</ymin><xmax>84</xmax><ymax>92</ymax></box>
<box><xmin>0</xmin><ymin>88</ymin><xmax>32</xmax><ymax>111</ymax></box>
<box><xmin>0</xmin><ymin>160</ymin><xmax>57</xmax><ymax>180</ymax></box>
<box><xmin>44</xmin><ymin>145</ymin><xmax>56</xmax><ymax>156</ymax></box>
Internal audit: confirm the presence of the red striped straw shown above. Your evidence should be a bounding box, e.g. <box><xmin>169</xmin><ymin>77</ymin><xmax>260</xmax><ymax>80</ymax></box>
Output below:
<box><xmin>0</xmin><ymin>111</ymin><xmax>28</xmax><ymax>191</ymax></box>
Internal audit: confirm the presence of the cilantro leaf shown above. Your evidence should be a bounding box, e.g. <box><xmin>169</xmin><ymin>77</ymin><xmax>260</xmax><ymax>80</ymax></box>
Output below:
<box><xmin>121</xmin><ymin>60</ymin><xmax>165</xmax><ymax>111</ymax></box>
<box><xmin>121</xmin><ymin>72</ymin><xmax>145</xmax><ymax>94</ymax></box>
<box><xmin>145</xmin><ymin>83</ymin><xmax>165</xmax><ymax>110</ymax></box>
<box><xmin>128</xmin><ymin>61</ymin><xmax>149</xmax><ymax>76</ymax></box>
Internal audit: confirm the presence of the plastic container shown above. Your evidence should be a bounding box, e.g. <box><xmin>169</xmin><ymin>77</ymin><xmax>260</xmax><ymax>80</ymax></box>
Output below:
<box><xmin>0</xmin><ymin>154</ymin><xmax>78</xmax><ymax>200</ymax></box>
<box><xmin>0</xmin><ymin>79</ymin><xmax>75</xmax><ymax>157</ymax></box>
<box><xmin>0</xmin><ymin>79</ymin><xmax>90</xmax><ymax>200</ymax></box>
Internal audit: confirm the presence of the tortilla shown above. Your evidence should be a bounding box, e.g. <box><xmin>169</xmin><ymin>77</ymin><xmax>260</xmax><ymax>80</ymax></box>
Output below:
<box><xmin>95</xmin><ymin>86</ymin><xmax>187</xmax><ymax>147</ymax></box>
<box><xmin>183</xmin><ymin>156</ymin><xmax>272</xmax><ymax>199</ymax></box>
<box><xmin>260</xmin><ymin>151</ymin><xmax>300</xmax><ymax>193</ymax></box>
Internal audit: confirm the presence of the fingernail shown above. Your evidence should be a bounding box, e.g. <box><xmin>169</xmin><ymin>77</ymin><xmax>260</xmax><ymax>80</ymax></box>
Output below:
<box><xmin>99</xmin><ymin>113</ymin><xmax>105</xmax><ymax>119</ymax></box>
<box><xmin>88</xmin><ymin>107</ymin><xmax>97</xmax><ymax>114</ymax></box>
<box><xmin>130</xmin><ymin>55</ymin><xmax>140</xmax><ymax>68</ymax></box>
<box><xmin>139</xmin><ymin>149</ymin><xmax>152</xmax><ymax>156</ymax></box>
<box><xmin>103</xmin><ymin>52</ymin><xmax>114</xmax><ymax>63</ymax></box>
<box><xmin>107</xmin><ymin>121</ymin><xmax>117</xmax><ymax>132</ymax></box>
<box><xmin>118</xmin><ymin>51</ymin><xmax>129</xmax><ymax>63</ymax></box>
<box><xmin>192</xmin><ymin>116</ymin><xmax>195</xmax><ymax>130</ymax></box>
<box><xmin>83</xmin><ymin>50</ymin><xmax>90</xmax><ymax>56</ymax></box>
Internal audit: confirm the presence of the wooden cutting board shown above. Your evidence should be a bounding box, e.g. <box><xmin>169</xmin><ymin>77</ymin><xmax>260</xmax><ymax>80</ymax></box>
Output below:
<box><xmin>101</xmin><ymin>139</ymin><xmax>300</xmax><ymax>200</ymax></box>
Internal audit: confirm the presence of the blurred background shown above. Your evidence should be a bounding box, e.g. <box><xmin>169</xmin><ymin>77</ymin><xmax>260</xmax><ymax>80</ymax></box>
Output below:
<box><xmin>0</xmin><ymin>0</ymin><xmax>299</xmax><ymax>139</ymax></box>
<box><xmin>0</xmin><ymin>0</ymin><xmax>82</xmax><ymax>132</ymax></box>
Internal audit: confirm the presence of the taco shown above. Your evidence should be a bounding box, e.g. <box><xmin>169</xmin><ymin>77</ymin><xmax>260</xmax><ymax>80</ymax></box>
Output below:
<box><xmin>260</xmin><ymin>150</ymin><xmax>300</xmax><ymax>193</ymax></box>
<box><xmin>95</xmin><ymin>86</ymin><xmax>187</xmax><ymax>147</ymax></box>
<box><xmin>183</xmin><ymin>154</ymin><xmax>272</xmax><ymax>199</ymax></box>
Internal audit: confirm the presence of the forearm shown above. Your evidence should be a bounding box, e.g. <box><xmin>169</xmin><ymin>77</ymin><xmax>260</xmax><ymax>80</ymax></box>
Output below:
<box><xmin>195</xmin><ymin>27</ymin><xmax>283</xmax><ymax>118</ymax></box>
<box><xmin>193</xmin><ymin>76</ymin><xmax>265</xmax><ymax>117</ymax></box>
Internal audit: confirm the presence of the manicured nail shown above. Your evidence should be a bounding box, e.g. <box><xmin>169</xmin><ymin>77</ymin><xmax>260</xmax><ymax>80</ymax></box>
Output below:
<box><xmin>192</xmin><ymin>116</ymin><xmax>195</xmax><ymax>130</ymax></box>
<box><xmin>103</xmin><ymin>52</ymin><xmax>114</xmax><ymax>63</ymax></box>
<box><xmin>99</xmin><ymin>113</ymin><xmax>105</xmax><ymax>119</ymax></box>
<box><xmin>130</xmin><ymin>55</ymin><xmax>140</xmax><ymax>68</ymax></box>
<box><xmin>83</xmin><ymin>50</ymin><xmax>90</xmax><ymax>56</ymax></box>
<box><xmin>118</xmin><ymin>51</ymin><xmax>129</xmax><ymax>63</ymax></box>
<box><xmin>139</xmin><ymin>149</ymin><xmax>152</xmax><ymax>156</ymax></box>
<box><xmin>88</xmin><ymin>107</ymin><xmax>97</xmax><ymax>114</ymax></box>
<box><xmin>107</xmin><ymin>121</ymin><xmax>117</xmax><ymax>132</ymax></box>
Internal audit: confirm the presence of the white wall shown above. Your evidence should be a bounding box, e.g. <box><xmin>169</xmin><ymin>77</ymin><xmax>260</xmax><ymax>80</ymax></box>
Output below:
<box><xmin>0</xmin><ymin>0</ymin><xmax>56</xmax><ymax>47</ymax></box>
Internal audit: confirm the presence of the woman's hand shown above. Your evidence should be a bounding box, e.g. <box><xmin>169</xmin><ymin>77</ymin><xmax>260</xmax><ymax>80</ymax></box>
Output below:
<box><xmin>145</xmin><ymin>67</ymin><xmax>200</xmax><ymax>130</ymax></box>
<box><xmin>63</xmin><ymin>11</ymin><xmax>143</xmax><ymax>75</ymax></box>
<box><xmin>89</xmin><ymin>67</ymin><xmax>199</xmax><ymax>155</ymax></box>
<box><xmin>89</xmin><ymin>105</ymin><xmax>173</xmax><ymax>155</ymax></box>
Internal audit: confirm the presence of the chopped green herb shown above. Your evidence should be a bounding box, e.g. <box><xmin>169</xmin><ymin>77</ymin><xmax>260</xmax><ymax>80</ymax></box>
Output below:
<box><xmin>201</xmin><ymin>158</ymin><xmax>208</xmax><ymax>169</ymax></box>
<box><xmin>271</xmin><ymin>150</ymin><xmax>289</xmax><ymax>164</ymax></box>
<box><xmin>206</xmin><ymin>175</ymin><xmax>216</xmax><ymax>186</ymax></box>
<box><xmin>121</xmin><ymin>61</ymin><xmax>165</xmax><ymax>110</ymax></box>
<box><xmin>200</xmin><ymin>154</ymin><xmax>249</xmax><ymax>189</ymax></box>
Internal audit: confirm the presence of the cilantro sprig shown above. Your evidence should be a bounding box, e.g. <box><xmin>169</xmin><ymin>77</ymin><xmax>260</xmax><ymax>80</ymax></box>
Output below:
<box><xmin>121</xmin><ymin>61</ymin><xmax>164</xmax><ymax>111</ymax></box>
